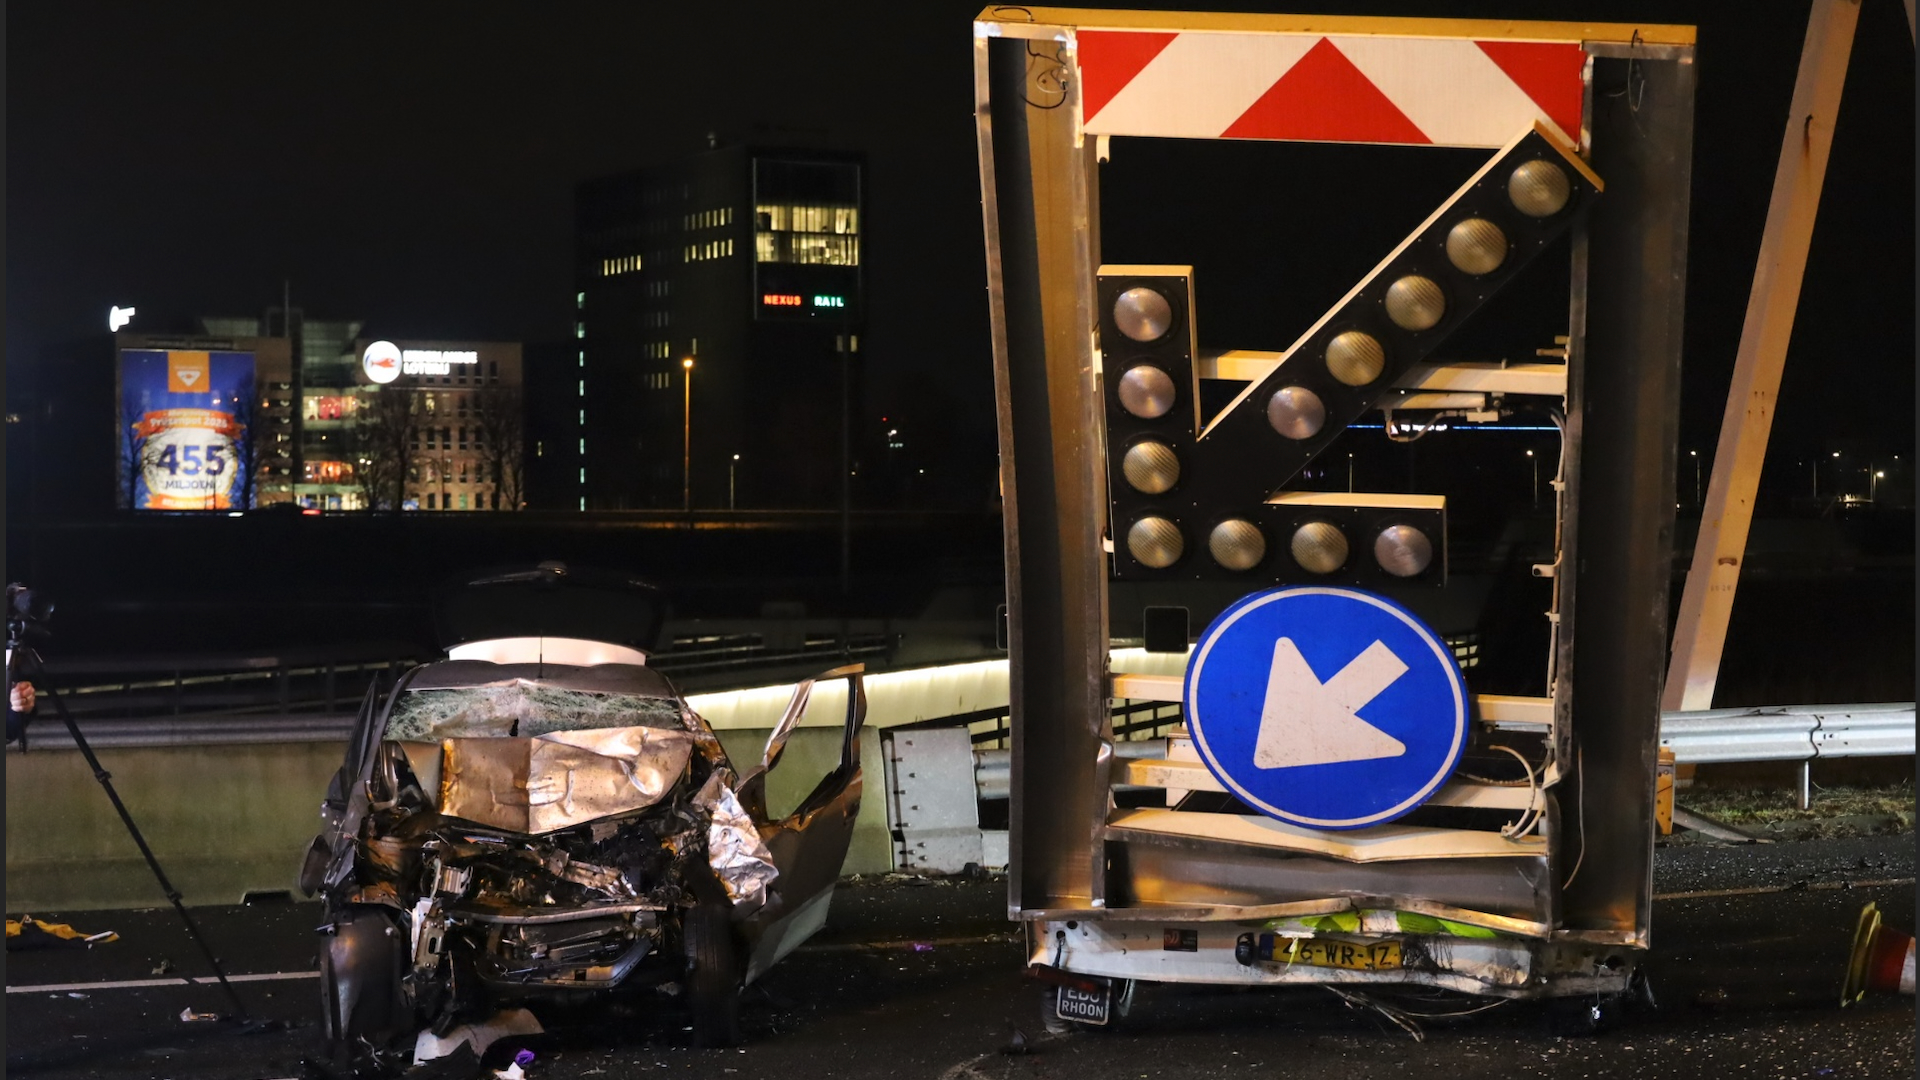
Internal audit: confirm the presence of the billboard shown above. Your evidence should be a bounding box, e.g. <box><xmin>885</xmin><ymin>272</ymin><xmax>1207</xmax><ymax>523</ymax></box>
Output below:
<box><xmin>119</xmin><ymin>349</ymin><xmax>256</xmax><ymax>510</ymax></box>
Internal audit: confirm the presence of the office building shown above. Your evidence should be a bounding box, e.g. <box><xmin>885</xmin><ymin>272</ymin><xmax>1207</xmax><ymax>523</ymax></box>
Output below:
<box><xmin>574</xmin><ymin>144</ymin><xmax>864</xmax><ymax>509</ymax></box>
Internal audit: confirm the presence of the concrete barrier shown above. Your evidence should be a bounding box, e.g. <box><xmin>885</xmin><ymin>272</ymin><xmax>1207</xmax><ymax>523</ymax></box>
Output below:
<box><xmin>4</xmin><ymin>726</ymin><xmax>888</xmax><ymax>912</ymax></box>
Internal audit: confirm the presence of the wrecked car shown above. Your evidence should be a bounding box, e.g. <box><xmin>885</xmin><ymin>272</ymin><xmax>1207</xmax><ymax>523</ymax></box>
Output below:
<box><xmin>299</xmin><ymin>564</ymin><xmax>868</xmax><ymax>1058</ymax></box>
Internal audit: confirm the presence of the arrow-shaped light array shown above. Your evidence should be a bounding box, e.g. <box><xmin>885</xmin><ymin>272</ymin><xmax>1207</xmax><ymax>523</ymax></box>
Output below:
<box><xmin>1099</xmin><ymin>123</ymin><xmax>1598</xmax><ymax>584</ymax></box>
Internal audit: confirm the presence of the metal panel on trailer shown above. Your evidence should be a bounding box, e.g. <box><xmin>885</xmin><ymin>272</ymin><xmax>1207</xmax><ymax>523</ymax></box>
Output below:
<box><xmin>1558</xmin><ymin>46</ymin><xmax>1696</xmax><ymax>945</ymax></box>
<box><xmin>976</xmin><ymin>31</ymin><xmax>1113</xmax><ymax>914</ymax></box>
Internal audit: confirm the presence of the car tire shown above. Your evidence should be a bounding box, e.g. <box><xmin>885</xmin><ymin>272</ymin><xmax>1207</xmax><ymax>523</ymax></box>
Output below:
<box><xmin>685</xmin><ymin>873</ymin><xmax>742</xmax><ymax>1048</ymax></box>
<box><xmin>319</xmin><ymin>905</ymin><xmax>410</xmax><ymax>1049</ymax></box>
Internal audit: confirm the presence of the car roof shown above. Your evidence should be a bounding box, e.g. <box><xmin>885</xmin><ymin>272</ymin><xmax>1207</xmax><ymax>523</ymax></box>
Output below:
<box><xmin>405</xmin><ymin>659</ymin><xmax>679</xmax><ymax>698</ymax></box>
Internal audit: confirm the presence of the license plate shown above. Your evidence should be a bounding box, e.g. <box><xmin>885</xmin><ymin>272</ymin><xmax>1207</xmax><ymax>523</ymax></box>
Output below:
<box><xmin>1055</xmin><ymin>980</ymin><xmax>1112</xmax><ymax>1025</ymax></box>
<box><xmin>1277</xmin><ymin>938</ymin><xmax>1403</xmax><ymax>971</ymax></box>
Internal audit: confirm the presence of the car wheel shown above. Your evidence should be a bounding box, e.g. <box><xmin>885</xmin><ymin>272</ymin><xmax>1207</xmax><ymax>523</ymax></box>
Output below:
<box><xmin>319</xmin><ymin>905</ymin><xmax>410</xmax><ymax>1049</ymax></box>
<box><xmin>685</xmin><ymin>873</ymin><xmax>742</xmax><ymax>1048</ymax></box>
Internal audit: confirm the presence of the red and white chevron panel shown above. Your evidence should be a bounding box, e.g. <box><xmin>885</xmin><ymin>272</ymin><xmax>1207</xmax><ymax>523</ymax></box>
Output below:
<box><xmin>1077</xmin><ymin>31</ymin><xmax>1587</xmax><ymax>149</ymax></box>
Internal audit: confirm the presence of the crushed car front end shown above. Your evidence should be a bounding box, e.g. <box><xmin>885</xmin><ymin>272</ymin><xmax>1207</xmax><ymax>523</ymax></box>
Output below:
<box><xmin>305</xmin><ymin>655</ymin><xmax>780</xmax><ymax>1056</ymax></box>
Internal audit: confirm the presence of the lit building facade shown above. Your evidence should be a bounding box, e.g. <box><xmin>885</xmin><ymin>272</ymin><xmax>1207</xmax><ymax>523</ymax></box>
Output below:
<box><xmin>192</xmin><ymin>312</ymin><xmax>523</xmax><ymax>511</ymax></box>
<box><xmin>573</xmin><ymin>145</ymin><xmax>865</xmax><ymax>510</ymax></box>
<box><xmin>360</xmin><ymin>338</ymin><xmax>526</xmax><ymax>512</ymax></box>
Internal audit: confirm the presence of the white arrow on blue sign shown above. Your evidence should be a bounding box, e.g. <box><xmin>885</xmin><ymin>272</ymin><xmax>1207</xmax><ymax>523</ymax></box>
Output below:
<box><xmin>1183</xmin><ymin>586</ymin><xmax>1468</xmax><ymax>830</ymax></box>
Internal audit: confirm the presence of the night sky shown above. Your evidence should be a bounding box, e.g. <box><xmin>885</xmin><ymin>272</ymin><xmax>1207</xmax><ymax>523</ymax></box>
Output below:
<box><xmin>7</xmin><ymin>1</ymin><xmax>1914</xmax><ymax>500</ymax></box>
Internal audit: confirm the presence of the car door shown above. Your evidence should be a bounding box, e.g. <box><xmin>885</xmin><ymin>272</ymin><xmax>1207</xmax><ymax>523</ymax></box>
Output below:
<box><xmin>731</xmin><ymin>664</ymin><xmax>867</xmax><ymax>983</ymax></box>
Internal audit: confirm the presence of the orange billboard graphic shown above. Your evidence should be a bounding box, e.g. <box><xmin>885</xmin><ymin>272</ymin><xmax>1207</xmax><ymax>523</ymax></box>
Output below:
<box><xmin>167</xmin><ymin>351</ymin><xmax>211</xmax><ymax>393</ymax></box>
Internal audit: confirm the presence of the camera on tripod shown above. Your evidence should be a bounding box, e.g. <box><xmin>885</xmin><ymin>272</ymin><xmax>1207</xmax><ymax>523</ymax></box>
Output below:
<box><xmin>7</xmin><ymin>583</ymin><xmax>54</xmax><ymax>648</ymax></box>
<box><xmin>7</xmin><ymin>583</ymin><xmax>53</xmax><ymax>745</ymax></box>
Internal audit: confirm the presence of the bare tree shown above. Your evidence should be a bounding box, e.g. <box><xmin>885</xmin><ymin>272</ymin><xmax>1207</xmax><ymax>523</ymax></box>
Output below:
<box><xmin>225</xmin><ymin>387</ymin><xmax>264</xmax><ymax>510</ymax></box>
<box><xmin>351</xmin><ymin>385</ymin><xmax>419</xmax><ymax>512</ymax></box>
<box><xmin>472</xmin><ymin>386</ymin><xmax>526</xmax><ymax>510</ymax></box>
<box><xmin>118</xmin><ymin>388</ymin><xmax>170</xmax><ymax>509</ymax></box>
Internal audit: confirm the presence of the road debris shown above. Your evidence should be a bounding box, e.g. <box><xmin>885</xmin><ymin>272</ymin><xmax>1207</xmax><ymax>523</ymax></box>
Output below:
<box><xmin>6</xmin><ymin>916</ymin><xmax>118</xmax><ymax>950</ymax></box>
<box><xmin>178</xmin><ymin>1007</ymin><xmax>219</xmax><ymax>1021</ymax></box>
<box><xmin>412</xmin><ymin>1007</ymin><xmax>543</xmax><ymax>1065</ymax></box>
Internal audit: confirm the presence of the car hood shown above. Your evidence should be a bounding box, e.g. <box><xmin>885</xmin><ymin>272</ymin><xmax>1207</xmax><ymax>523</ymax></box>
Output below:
<box><xmin>413</xmin><ymin>724</ymin><xmax>699</xmax><ymax>835</ymax></box>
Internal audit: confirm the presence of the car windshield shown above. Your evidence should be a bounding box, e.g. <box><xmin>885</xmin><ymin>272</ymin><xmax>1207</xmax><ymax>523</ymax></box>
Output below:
<box><xmin>385</xmin><ymin>681</ymin><xmax>687</xmax><ymax>740</ymax></box>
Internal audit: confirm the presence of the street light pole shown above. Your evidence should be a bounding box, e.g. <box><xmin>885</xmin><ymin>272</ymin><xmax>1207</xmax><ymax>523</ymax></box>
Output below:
<box><xmin>1527</xmin><ymin>449</ymin><xmax>1537</xmax><ymax>507</ymax></box>
<box><xmin>681</xmin><ymin>357</ymin><xmax>694</xmax><ymax>512</ymax></box>
<box><xmin>730</xmin><ymin>453</ymin><xmax>739</xmax><ymax>510</ymax></box>
<box><xmin>1689</xmin><ymin>449</ymin><xmax>1700</xmax><ymax>507</ymax></box>
<box><xmin>1346</xmin><ymin>453</ymin><xmax>1354</xmax><ymax>493</ymax></box>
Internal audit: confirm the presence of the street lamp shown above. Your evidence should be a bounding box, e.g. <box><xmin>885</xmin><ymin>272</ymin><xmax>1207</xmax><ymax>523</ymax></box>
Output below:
<box><xmin>1872</xmin><ymin>469</ymin><xmax>1885</xmax><ymax>503</ymax></box>
<box><xmin>1689</xmin><ymin>449</ymin><xmax>1700</xmax><ymax>508</ymax></box>
<box><xmin>1346</xmin><ymin>452</ymin><xmax>1354</xmax><ymax>493</ymax></box>
<box><xmin>681</xmin><ymin>357</ymin><xmax>694</xmax><ymax>512</ymax></box>
<box><xmin>1526</xmin><ymin>449</ymin><xmax>1537</xmax><ymax>507</ymax></box>
<box><xmin>730</xmin><ymin>453</ymin><xmax>740</xmax><ymax>510</ymax></box>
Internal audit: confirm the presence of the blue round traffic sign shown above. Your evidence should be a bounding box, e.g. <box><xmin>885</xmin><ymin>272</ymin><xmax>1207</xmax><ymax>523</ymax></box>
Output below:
<box><xmin>1184</xmin><ymin>586</ymin><xmax>1467</xmax><ymax>830</ymax></box>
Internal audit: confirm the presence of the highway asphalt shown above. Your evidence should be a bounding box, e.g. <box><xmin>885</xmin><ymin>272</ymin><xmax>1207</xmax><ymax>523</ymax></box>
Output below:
<box><xmin>4</xmin><ymin>833</ymin><xmax>1913</xmax><ymax>1080</ymax></box>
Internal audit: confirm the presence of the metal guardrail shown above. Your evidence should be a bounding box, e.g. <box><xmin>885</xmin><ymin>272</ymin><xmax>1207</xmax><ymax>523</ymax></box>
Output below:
<box><xmin>1657</xmin><ymin>703</ymin><xmax>1916</xmax><ymax>763</ymax></box>
<box><xmin>15</xmin><ymin>713</ymin><xmax>360</xmax><ymax>751</ymax></box>
<box><xmin>972</xmin><ymin>702</ymin><xmax>1917</xmax><ymax>796</ymax></box>
<box><xmin>10</xmin><ymin>633</ymin><xmax>895</xmax><ymax>739</ymax></box>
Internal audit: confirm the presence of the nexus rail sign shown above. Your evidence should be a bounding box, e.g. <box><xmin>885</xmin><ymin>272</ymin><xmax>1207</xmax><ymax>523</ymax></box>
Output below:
<box><xmin>976</xmin><ymin>7</ymin><xmax>1695</xmax><ymax>1024</ymax></box>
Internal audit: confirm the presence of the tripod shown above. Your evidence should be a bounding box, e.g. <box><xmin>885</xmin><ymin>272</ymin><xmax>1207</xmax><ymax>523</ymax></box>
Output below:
<box><xmin>8</xmin><ymin>641</ymin><xmax>249</xmax><ymax>1021</ymax></box>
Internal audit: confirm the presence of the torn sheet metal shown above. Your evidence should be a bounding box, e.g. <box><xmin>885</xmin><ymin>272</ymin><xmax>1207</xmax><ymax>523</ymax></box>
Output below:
<box><xmin>694</xmin><ymin>772</ymin><xmax>778</xmax><ymax>910</ymax></box>
<box><xmin>440</xmin><ymin>726</ymin><xmax>696</xmax><ymax>834</ymax></box>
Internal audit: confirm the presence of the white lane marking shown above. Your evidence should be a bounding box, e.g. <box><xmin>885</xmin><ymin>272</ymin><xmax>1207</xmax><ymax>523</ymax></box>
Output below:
<box><xmin>797</xmin><ymin>932</ymin><xmax>1019</xmax><ymax>954</ymax></box>
<box><xmin>1653</xmin><ymin>876</ymin><xmax>1914</xmax><ymax>901</ymax></box>
<box><xmin>6</xmin><ymin>935</ymin><xmax>1024</xmax><ymax>995</ymax></box>
<box><xmin>7</xmin><ymin>970</ymin><xmax>319</xmax><ymax>994</ymax></box>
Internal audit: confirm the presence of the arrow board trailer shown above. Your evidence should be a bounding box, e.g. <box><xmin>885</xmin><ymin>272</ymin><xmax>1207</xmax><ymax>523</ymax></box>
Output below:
<box><xmin>974</xmin><ymin>8</ymin><xmax>1694</xmax><ymax>1028</ymax></box>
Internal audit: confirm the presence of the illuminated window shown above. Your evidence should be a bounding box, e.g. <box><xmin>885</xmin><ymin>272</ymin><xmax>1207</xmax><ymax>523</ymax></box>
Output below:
<box><xmin>754</xmin><ymin>201</ymin><xmax>859</xmax><ymax>266</ymax></box>
<box><xmin>575</xmin><ymin>322</ymin><xmax>585</xmax><ymax>338</ymax></box>
<box><xmin>578</xmin><ymin>351</ymin><xmax>585</xmax><ymax>368</ymax></box>
<box><xmin>682</xmin><ymin>239</ymin><xmax>734</xmax><ymax>262</ymax></box>
<box><xmin>458</xmin><ymin>494</ymin><xmax>468</xmax><ymax>510</ymax></box>
<box><xmin>578</xmin><ymin>438</ymin><xmax>586</xmax><ymax>454</ymax></box>
<box><xmin>578</xmin><ymin>380</ymin><xmax>585</xmax><ymax>395</ymax></box>
<box><xmin>579</xmin><ymin>496</ymin><xmax>586</xmax><ymax>510</ymax></box>
<box><xmin>596</xmin><ymin>255</ymin><xmax>643</xmax><ymax>277</ymax></box>
<box><xmin>576</xmin><ymin>292</ymin><xmax>585</xmax><ymax>308</ymax></box>
<box><xmin>578</xmin><ymin>468</ymin><xmax>586</xmax><ymax>484</ymax></box>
